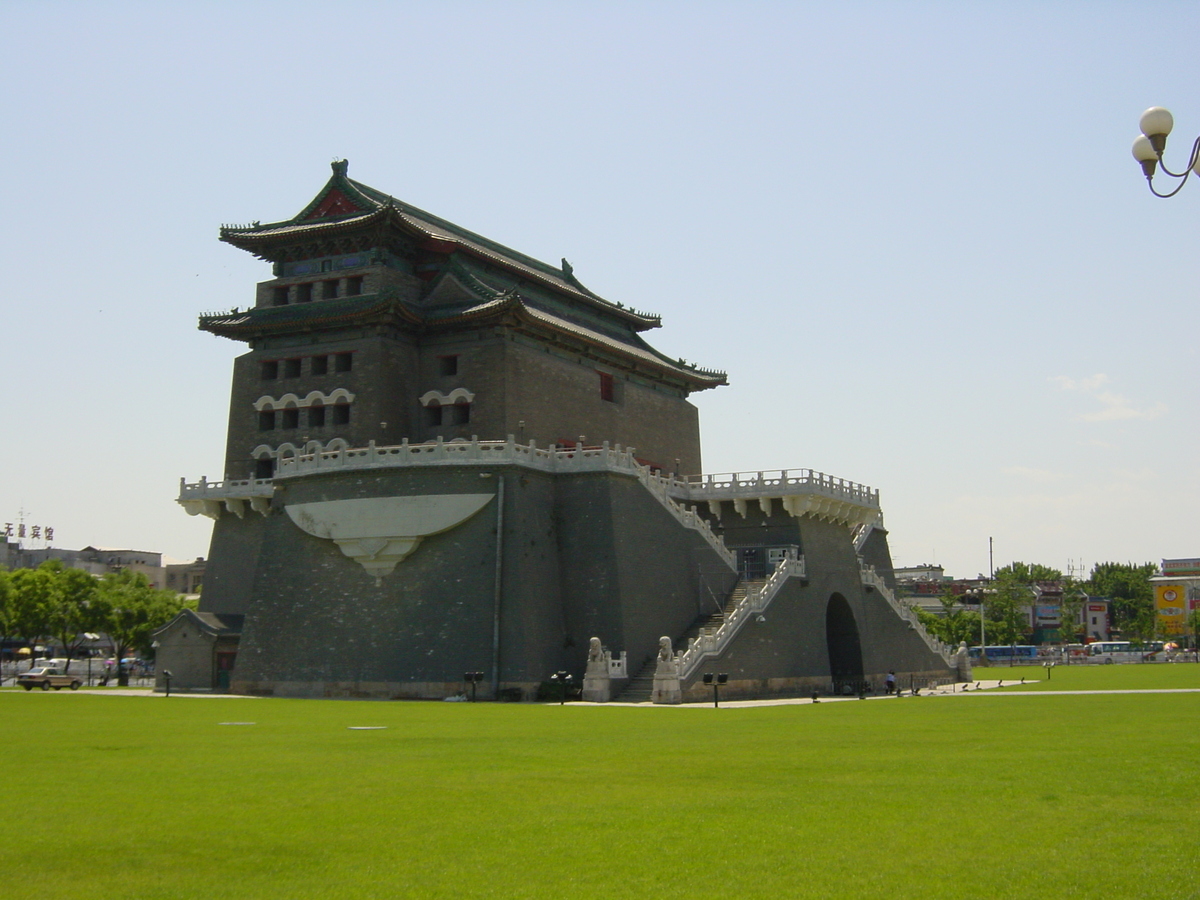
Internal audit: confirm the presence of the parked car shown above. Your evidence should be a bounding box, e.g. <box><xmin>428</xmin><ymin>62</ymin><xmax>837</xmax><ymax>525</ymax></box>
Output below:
<box><xmin>16</xmin><ymin>667</ymin><xmax>82</xmax><ymax>691</ymax></box>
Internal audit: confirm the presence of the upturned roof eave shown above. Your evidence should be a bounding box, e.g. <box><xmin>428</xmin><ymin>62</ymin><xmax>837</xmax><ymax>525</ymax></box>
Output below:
<box><xmin>430</xmin><ymin>295</ymin><xmax>727</xmax><ymax>391</ymax></box>
<box><xmin>219</xmin><ymin>161</ymin><xmax>662</xmax><ymax>331</ymax></box>
<box><xmin>198</xmin><ymin>292</ymin><xmax>422</xmax><ymax>341</ymax></box>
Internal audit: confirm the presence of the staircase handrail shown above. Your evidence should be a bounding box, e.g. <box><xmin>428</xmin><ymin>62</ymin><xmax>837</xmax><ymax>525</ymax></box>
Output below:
<box><xmin>859</xmin><ymin>563</ymin><xmax>954</xmax><ymax>664</ymax></box>
<box><xmin>676</xmin><ymin>553</ymin><xmax>806</xmax><ymax>679</ymax></box>
<box><xmin>635</xmin><ymin>467</ymin><xmax>735</xmax><ymax>570</ymax></box>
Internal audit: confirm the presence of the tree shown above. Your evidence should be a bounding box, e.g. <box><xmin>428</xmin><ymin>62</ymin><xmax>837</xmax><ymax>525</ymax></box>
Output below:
<box><xmin>45</xmin><ymin>565</ymin><xmax>100</xmax><ymax>672</ymax></box>
<box><xmin>986</xmin><ymin>571</ymin><xmax>1031</xmax><ymax>647</ymax></box>
<box><xmin>9</xmin><ymin>563</ymin><xmax>59</xmax><ymax>666</ymax></box>
<box><xmin>0</xmin><ymin>568</ymin><xmax>12</xmax><ymax>683</ymax></box>
<box><xmin>993</xmin><ymin>561</ymin><xmax>1064</xmax><ymax>583</ymax></box>
<box><xmin>1088</xmin><ymin>562</ymin><xmax>1156</xmax><ymax>641</ymax></box>
<box><xmin>9</xmin><ymin>561</ymin><xmax>99</xmax><ymax>672</ymax></box>
<box><xmin>1188</xmin><ymin>609</ymin><xmax>1200</xmax><ymax>650</ymax></box>
<box><xmin>913</xmin><ymin>594</ymin><xmax>981</xmax><ymax>648</ymax></box>
<box><xmin>92</xmin><ymin>570</ymin><xmax>193</xmax><ymax>686</ymax></box>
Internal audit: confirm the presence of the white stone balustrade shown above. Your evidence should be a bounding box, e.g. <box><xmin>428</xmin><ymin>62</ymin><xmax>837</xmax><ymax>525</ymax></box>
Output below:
<box><xmin>273</xmin><ymin>436</ymin><xmax>640</xmax><ymax>477</ymax></box>
<box><xmin>178</xmin><ymin>440</ymin><xmax>882</xmax><ymax>554</ymax></box>
<box><xmin>178</xmin><ymin>476</ymin><xmax>274</xmax><ymax>520</ymax></box>
<box><xmin>859</xmin><ymin>563</ymin><xmax>954</xmax><ymax>664</ymax></box>
<box><xmin>642</xmin><ymin>469</ymin><xmax>882</xmax><ymax>530</ymax></box>
<box><xmin>676</xmin><ymin>552</ymin><xmax>807</xmax><ymax>679</ymax></box>
<box><xmin>681</xmin><ymin>469</ymin><xmax>879</xmax><ymax>507</ymax></box>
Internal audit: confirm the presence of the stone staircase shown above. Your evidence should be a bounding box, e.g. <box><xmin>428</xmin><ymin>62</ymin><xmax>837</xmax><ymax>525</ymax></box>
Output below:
<box><xmin>614</xmin><ymin>663</ymin><xmax>657</xmax><ymax>703</ymax></box>
<box><xmin>613</xmin><ymin>580</ymin><xmax>762</xmax><ymax>702</ymax></box>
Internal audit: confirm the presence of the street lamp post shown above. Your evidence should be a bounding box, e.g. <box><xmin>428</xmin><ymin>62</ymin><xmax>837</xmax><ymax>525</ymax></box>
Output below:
<box><xmin>463</xmin><ymin>671</ymin><xmax>484</xmax><ymax>702</ymax></box>
<box><xmin>1132</xmin><ymin>107</ymin><xmax>1200</xmax><ymax>197</ymax></box>
<box><xmin>550</xmin><ymin>671</ymin><xmax>573</xmax><ymax>705</ymax></box>
<box><xmin>702</xmin><ymin>672</ymin><xmax>728</xmax><ymax>708</ymax></box>
<box><xmin>83</xmin><ymin>633</ymin><xmax>99</xmax><ymax>686</ymax></box>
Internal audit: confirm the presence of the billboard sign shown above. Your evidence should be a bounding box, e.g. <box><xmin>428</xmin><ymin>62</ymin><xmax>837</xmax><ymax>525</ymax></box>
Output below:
<box><xmin>1155</xmin><ymin>585</ymin><xmax>1187</xmax><ymax>635</ymax></box>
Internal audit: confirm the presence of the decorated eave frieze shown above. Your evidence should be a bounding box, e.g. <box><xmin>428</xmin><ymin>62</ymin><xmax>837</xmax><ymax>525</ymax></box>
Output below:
<box><xmin>198</xmin><ymin>290</ymin><xmax>421</xmax><ymax>340</ymax></box>
<box><xmin>427</xmin><ymin>292</ymin><xmax>726</xmax><ymax>390</ymax></box>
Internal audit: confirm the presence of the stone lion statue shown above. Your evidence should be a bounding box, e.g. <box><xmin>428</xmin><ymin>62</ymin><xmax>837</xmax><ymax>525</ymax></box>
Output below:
<box><xmin>658</xmin><ymin>636</ymin><xmax>673</xmax><ymax>661</ymax></box>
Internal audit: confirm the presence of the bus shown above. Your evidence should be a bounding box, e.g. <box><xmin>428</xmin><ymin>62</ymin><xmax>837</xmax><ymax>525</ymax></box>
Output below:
<box><xmin>967</xmin><ymin>645</ymin><xmax>1038</xmax><ymax>661</ymax></box>
<box><xmin>1086</xmin><ymin>641</ymin><xmax>1163</xmax><ymax>663</ymax></box>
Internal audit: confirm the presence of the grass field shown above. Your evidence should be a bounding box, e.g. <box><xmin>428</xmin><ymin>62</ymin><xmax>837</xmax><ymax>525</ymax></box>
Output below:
<box><xmin>6</xmin><ymin>668</ymin><xmax>1199</xmax><ymax>899</ymax></box>
<box><xmin>988</xmin><ymin>658</ymin><xmax>1200</xmax><ymax>691</ymax></box>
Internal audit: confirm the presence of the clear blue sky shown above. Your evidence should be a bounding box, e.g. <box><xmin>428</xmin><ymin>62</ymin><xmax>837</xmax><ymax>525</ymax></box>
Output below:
<box><xmin>2</xmin><ymin>1</ymin><xmax>1196</xmax><ymax>579</ymax></box>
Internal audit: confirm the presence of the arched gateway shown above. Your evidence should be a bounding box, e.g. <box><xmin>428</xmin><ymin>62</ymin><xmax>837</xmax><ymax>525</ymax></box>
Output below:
<box><xmin>825</xmin><ymin>593</ymin><xmax>864</xmax><ymax>683</ymax></box>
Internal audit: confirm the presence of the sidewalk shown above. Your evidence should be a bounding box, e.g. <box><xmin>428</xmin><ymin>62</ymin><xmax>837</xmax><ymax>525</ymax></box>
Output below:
<box><xmin>576</xmin><ymin>679</ymin><xmax>1021</xmax><ymax>708</ymax></box>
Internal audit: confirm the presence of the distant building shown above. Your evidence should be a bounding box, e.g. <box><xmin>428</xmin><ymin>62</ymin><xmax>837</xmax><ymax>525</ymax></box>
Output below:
<box><xmin>894</xmin><ymin>564</ymin><xmax>946</xmax><ymax>582</ymax></box>
<box><xmin>0</xmin><ymin>541</ymin><xmax>201</xmax><ymax>595</ymax></box>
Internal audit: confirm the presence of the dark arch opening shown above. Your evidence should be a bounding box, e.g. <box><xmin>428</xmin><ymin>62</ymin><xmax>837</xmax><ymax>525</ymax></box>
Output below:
<box><xmin>825</xmin><ymin>593</ymin><xmax>864</xmax><ymax>681</ymax></box>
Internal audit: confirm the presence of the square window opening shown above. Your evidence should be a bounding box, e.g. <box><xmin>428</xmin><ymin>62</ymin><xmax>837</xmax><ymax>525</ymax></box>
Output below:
<box><xmin>599</xmin><ymin>372</ymin><xmax>615</xmax><ymax>403</ymax></box>
<box><xmin>308</xmin><ymin>405</ymin><xmax>326</xmax><ymax>427</ymax></box>
<box><xmin>423</xmin><ymin>404</ymin><xmax>442</xmax><ymax>427</ymax></box>
<box><xmin>449</xmin><ymin>402</ymin><xmax>470</xmax><ymax>425</ymax></box>
<box><xmin>335</xmin><ymin>352</ymin><xmax>353</xmax><ymax>373</ymax></box>
<box><xmin>322</xmin><ymin>280</ymin><xmax>338</xmax><ymax>300</ymax></box>
<box><xmin>312</xmin><ymin>355</ymin><xmax>328</xmax><ymax>376</ymax></box>
<box><xmin>332</xmin><ymin>403</ymin><xmax>351</xmax><ymax>425</ymax></box>
<box><xmin>273</xmin><ymin>286</ymin><xmax>290</xmax><ymax>306</ymax></box>
<box><xmin>261</xmin><ymin>360</ymin><xmax>279</xmax><ymax>380</ymax></box>
<box><xmin>258</xmin><ymin>410</ymin><xmax>276</xmax><ymax>431</ymax></box>
<box><xmin>284</xmin><ymin>358</ymin><xmax>302</xmax><ymax>378</ymax></box>
<box><xmin>439</xmin><ymin>355</ymin><xmax>459</xmax><ymax>376</ymax></box>
<box><xmin>282</xmin><ymin>408</ymin><xmax>299</xmax><ymax>429</ymax></box>
<box><xmin>346</xmin><ymin>276</ymin><xmax>364</xmax><ymax>296</ymax></box>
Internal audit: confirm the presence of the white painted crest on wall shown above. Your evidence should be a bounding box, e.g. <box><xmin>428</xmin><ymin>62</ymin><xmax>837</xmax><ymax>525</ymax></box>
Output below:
<box><xmin>285</xmin><ymin>494</ymin><xmax>494</xmax><ymax>581</ymax></box>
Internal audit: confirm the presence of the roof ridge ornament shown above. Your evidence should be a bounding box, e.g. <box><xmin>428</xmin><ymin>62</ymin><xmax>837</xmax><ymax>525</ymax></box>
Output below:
<box><xmin>331</xmin><ymin>159</ymin><xmax>349</xmax><ymax>177</ymax></box>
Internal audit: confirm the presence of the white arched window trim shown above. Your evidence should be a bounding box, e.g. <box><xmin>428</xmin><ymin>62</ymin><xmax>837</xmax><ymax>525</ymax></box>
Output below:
<box><xmin>419</xmin><ymin>388</ymin><xmax>475</xmax><ymax>407</ymax></box>
<box><xmin>254</xmin><ymin>388</ymin><xmax>356</xmax><ymax>411</ymax></box>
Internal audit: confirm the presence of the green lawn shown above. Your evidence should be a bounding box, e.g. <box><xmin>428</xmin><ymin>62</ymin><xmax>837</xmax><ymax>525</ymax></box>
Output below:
<box><xmin>982</xmin><ymin>659</ymin><xmax>1200</xmax><ymax>691</ymax></box>
<box><xmin>6</xmin><ymin>675</ymin><xmax>1198</xmax><ymax>899</ymax></box>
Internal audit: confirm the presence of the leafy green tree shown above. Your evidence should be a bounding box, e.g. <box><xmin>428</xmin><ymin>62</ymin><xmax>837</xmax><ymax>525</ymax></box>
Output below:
<box><xmin>913</xmin><ymin>596</ymin><xmax>981</xmax><ymax>648</ymax></box>
<box><xmin>993</xmin><ymin>562</ymin><xmax>1064</xmax><ymax>583</ymax></box>
<box><xmin>986</xmin><ymin>572</ymin><xmax>1031</xmax><ymax>647</ymax></box>
<box><xmin>92</xmin><ymin>570</ymin><xmax>193</xmax><ymax>686</ymax></box>
<box><xmin>0</xmin><ymin>568</ymin><xmax>13</xmax><ymax>683</ymax></box>
<box><xmin>1186</xmin><ymin>609</ymin><xmax>1200</xmax><ymax>649</ymax></box>
<box><xmin>0</xmin><ymin>567</ymin><xmax>11</xmax><ymax>636</ymax></box>
<box><xmin>46</xmin><ymin>565</ymin><xmax>101</xmax><ymax>672</ymax></box>
<box><xmin>8</xmin><ymin>562</ymin><xmax>103</xmax><ymax>672</ymax></box>
<box><xmin>1088</xmin><ymin>562</ymin><xmax>1156</xmax><ymax>640</ymax></box>
<box><xmin>9</xmin><ymin>563</ymin><xmax>59</xmax><ymax>666</ymax></box>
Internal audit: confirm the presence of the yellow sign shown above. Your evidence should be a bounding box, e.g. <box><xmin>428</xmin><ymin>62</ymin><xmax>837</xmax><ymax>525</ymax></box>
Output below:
<box><xmin>1155</xmin><ymin>584</ymin><xmax>1187</xmax><ymax>635</ymax></box>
